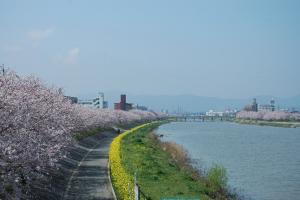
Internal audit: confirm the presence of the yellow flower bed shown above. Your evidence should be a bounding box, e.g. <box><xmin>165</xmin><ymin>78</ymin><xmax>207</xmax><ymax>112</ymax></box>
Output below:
<box><xmin>109</xmin><ymin>123</ymin><xmax>150</xmax><ymax>200</ymax></box>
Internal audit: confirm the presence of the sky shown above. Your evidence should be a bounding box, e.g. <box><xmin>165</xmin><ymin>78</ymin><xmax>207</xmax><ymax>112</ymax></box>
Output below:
<box><xmin>1</xmin><ymin>0</ymin><xmax>300</xmax><ymax>99</ymax></box>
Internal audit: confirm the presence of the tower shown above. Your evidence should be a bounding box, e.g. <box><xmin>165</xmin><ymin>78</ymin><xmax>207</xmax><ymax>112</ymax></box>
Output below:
<box><xmin>252</xmin><ymin>98</ymin><xmax>258</xmax><ymax>112</ymax></box>
<box><xmin>120</xmin><ymin>94</ymin><xmax>126</xmax><ymax>110</ymax></box>
<box><xmin>99</xmin><ymin>92</ymin><xmax>104</xmax><ymax>109</ymax></box>
<box><xmin>270</xmin><ymin>99</ymin><xmax>275</xmax><ymax>111</ymax></box>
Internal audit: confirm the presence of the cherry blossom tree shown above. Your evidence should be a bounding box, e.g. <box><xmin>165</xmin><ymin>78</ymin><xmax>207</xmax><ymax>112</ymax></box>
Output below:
<box><xmin>0</xmin><ymin>70</ymin><xmax>167</xmax><ymax>199</ymax></box>
<box><xmin>236</xmin><ymin>110</ymin><xmax>299</xmax><ymax>121</ymax></box>
<box><xmin>0</xmin><ymin>71</ymin><xmax>76</xmax><ymax>199</ymax></box>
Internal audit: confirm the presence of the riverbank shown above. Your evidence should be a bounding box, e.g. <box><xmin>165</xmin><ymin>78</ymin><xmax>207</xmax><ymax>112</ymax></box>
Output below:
<box><xmin>234</xmin><ymin>118</ymin><xmax>300</xmax><ymax>128</ymax></box>
<box><xmin>157</xmin><ymin>122</ymin><xmax>300</xmax><ymax>200</ymax></box>
<box><xmin>109</xmin><ymin>122</ymin><xmax>239</xmax><ymax>200</ymax></box>
<box><xmin>27</xmin><ymin>130</ymin><xmax>117</xmax><ymax>199</ymax></box>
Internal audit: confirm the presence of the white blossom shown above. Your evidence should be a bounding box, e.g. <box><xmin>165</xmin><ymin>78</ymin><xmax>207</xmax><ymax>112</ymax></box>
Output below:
<box><xmin>0</xmin><ymin>70</ymin><xmax>166</xmax><ymax>198</ymax></box>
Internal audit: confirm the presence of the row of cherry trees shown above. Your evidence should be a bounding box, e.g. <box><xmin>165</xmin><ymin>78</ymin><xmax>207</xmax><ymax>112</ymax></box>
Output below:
<box><xmin>0</xmin><ymin>70</ymin><xmax>166</xmax><ymax>199</ymax></box>
<box><xmin>236</xmin><ymin>111</ymin><xmax>300</xmax><ymax>121</ymax></box>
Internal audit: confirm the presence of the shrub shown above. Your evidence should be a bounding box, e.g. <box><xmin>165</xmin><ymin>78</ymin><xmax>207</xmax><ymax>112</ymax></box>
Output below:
<box><xmin>207</xmin><ymin>165</ymin><xmax>228</xmax><ymax>190</ymax></box>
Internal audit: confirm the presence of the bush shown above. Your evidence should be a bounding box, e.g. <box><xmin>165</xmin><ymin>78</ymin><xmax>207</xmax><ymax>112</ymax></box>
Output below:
<box><xmin>207</xmin><ymin>165</ymin><xmax>228</xmax><ymax>190</ymax></box>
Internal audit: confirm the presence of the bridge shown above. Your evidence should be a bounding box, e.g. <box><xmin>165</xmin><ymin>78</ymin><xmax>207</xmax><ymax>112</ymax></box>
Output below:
<box><xmin>171</xmin><ymin>114</ymin><xmax>234</xmax><ymax>122</ymax></box>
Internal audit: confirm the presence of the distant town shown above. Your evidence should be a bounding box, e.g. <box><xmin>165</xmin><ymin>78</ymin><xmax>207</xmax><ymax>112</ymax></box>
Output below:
<box><xmin>65</xmin><ymin>93</ymin><xmax>149</xmax><ymax>111</ymax></box>
<box><xmin>170</xmin><ymin>98</ymin><xmax>299</xmax><ymax>119</ymax></box>
<box><xmin>65</xmin><ymin>93</ymin><xmax>299</xmax><ymax>120</ymax></box>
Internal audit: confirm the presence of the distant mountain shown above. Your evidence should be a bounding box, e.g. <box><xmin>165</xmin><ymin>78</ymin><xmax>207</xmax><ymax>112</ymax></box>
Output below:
<box><xmin>72</xmin><ymin>91</ymin><xmax>300</xmax><ymax>112</ymax></box>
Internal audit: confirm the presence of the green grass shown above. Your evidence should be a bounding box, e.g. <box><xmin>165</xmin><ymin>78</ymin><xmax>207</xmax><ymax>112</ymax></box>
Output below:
<box><xmin>120</xmin><ymin>124</ymin><xmax>235</xmax><ymax>200</ymax></box>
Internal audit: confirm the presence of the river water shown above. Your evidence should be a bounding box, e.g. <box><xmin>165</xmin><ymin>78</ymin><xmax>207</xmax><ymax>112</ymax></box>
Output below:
<box><xmin>157</xmin><ymin>122</ymin><xmax>300</xmax><ymax>200</ymax></box>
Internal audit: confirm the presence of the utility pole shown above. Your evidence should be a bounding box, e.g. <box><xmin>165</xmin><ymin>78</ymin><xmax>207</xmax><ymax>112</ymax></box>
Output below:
<box><xmin>134</xmin><ymin>172</ymin><xmax>140</xmax><ymax>200</ymax></box>
<box><xmin>1</xmin><ymin>64</ymin><xmax>4</xmax><ymax>75</ymax></box>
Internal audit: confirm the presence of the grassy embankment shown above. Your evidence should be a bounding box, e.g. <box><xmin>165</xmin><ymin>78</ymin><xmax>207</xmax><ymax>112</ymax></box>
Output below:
<box><xmin>234</xmin><ymin>118</ymin><xmax>300</xmax><ymax>128</ymax></box>
<box><xmin>110</xmin><ymin>122</ymin><xmax>238</xmax><ymax>200</ymax></box>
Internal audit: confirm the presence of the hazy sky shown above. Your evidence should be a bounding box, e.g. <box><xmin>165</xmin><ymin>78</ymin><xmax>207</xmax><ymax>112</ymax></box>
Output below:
<box><xmin>1</xmin><ymin>0</ymin><xmax>300</xmax><ymax>98</ymax></box>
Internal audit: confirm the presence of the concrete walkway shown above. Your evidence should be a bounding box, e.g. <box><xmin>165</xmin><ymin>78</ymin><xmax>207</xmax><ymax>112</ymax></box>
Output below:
<box><xmin>63</xmin><ymin>131</ymin><xmax>117</xmax><ymax>200</ymax></box>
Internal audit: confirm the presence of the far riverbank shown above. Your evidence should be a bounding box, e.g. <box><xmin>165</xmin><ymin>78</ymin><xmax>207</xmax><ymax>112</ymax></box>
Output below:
<box><xmin>234</xmin><ymin>118</ymin><xmax>300</xmax><ymax>128</ymax></box>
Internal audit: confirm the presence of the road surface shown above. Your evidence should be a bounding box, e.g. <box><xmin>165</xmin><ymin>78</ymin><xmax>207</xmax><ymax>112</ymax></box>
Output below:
<box><xmin>63</xmin><ymin>131</ymin><xmax>117</xmax><ymax>200</ymax></box>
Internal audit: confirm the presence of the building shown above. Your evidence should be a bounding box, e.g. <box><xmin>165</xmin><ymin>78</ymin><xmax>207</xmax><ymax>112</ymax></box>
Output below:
<box><xmin>78</xmin><ymin>92</ymin><xmax>108</xmax><ymax>109</ymax></box>
<box><xmin>206</xmin><ymin>110</ymin><xmax>224</xmax><ymax>117</ymax></box>
<box><xmin>243</xmin><ymin>98</ymin><xmax>276</xmax><ymax>112</ymax></box>
<box><xmin>161</xmin><ymin>109</ymin><xmax>169</xmax><ymax>114</ymax></box>
<box><xmin>78</xmin><ymin>99</ymin><xmax>94</xmax><ymax>107</ymax></box>
<box><xmin>259</xmin><ymin>99</ymin><xmax>275</xmax><ymax>111</ymax></box>
<box><xmin>244</xmin><ymin>98</ymin><xmax>258</xmax><ymax>112</ymax></box>
<box><xmin>93</xmin><ymin>92</ymin><xmax>108</xmax><ymax>109</ymax></box>
<box><xmin>64</xmin><ymin>96</ymin><xmax>78</xmax><ymax>104</ymax></box>
<box><xmin>114</xmin><ymin>94</ymin><xmax>133</xmax><ymax>111</ymax></box>
<box><xmin>133</xmin><ymin>104</ymin><xmax>148</xmax><ymax>111</ymax></box>
<box><xmin>223</xmin><ymin>109</ymin><xmax>238</xmax><ymax>117</ymax></box>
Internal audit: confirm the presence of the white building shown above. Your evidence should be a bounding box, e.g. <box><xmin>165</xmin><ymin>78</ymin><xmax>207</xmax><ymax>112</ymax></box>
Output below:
<box><xmin>258</xmin><ymin>99</ymin><xmax>275</xmax><ymax>112</ymax></box>
<box><xmin>205</xmin><ymin>110</ymin><xmax>224</xmax><ymax>117</ymax></box>
<box><xmin>223</xmin><ymin>109</ymin><xmax>238</xmax><ymax>117</ymax></box>
<box><xmin>78</xmin><ymin>92</ymin><xmax>108</xmax><ymax>109</ymax></box>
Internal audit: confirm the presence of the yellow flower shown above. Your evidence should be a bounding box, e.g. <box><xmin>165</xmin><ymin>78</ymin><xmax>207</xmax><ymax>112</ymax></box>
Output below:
<box><xmin>109</xmin><ymin>123</ymin><xmax>153</xmax><ymax>200</ymax></box>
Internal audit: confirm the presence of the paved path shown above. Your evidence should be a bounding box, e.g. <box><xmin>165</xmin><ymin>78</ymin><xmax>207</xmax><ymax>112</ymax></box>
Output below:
<box><xmin>63</xmin><ymin>131</ymin><xmax>117</xmax><ymax>200</ymax></box>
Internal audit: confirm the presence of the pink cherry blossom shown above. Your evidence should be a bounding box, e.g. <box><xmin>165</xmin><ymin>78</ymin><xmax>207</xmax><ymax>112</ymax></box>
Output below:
<box><xmin>236</xmin><ymin>110</ymin><xmax>299</xmax><ymax>121</ymax></box>
<box><xmin>0</xmin><ymin>70</ymin><xmax>166</xmax><ymax>199</ymax></box>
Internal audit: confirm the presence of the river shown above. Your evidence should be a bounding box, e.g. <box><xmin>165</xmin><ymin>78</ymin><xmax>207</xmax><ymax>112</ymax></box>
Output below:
<box><xmin>157</xmin><ymin>122</ymin><xmax>300</xmax><ymax>200</ymax></box>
